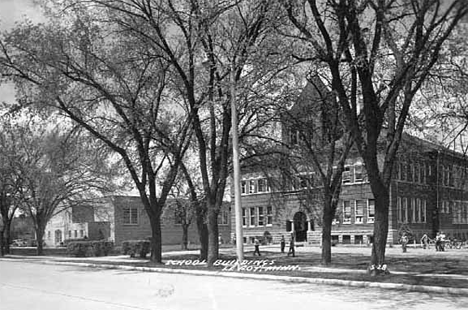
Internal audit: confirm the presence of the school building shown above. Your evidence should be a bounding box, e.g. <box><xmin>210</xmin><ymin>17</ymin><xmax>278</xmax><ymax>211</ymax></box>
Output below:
<box><xmin>233</xmin><ymin>79</ymin><xmax>468</xmax><ymax>246</ymax></box>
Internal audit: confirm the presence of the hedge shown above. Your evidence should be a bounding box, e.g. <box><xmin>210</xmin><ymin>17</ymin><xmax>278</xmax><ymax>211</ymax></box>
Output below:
<box><xmin>121</xmin><ymin>240</ymin><xmax>151</xmax><ymax>258</ymax></box>
<box><xmin>67</xmin><ymin>241</ymin><xmax>114</xmax><ymax>257</ymax></box>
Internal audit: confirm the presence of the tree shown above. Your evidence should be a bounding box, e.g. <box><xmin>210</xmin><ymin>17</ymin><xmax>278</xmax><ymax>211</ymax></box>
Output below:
<box><xmin>0</xmin><ymin>116</ymin><xmax>23</xmax><ymax>255</ymax></box>
<box><xmin>79</xmin><ymin>0</ymin><xmax>289</xmax><ymax>266</ymax></box>
<box><xmin>166</xmin><ymin>165</ymin><xmax>199</xmax><ymax>250</ymax></box>
<box><xmin>280</xmin><ymin>75</ymin><xmax>353</xmax><ymax>265</ymax></box>
<box><xmin>7</xmin><ymin>116</ymin><xmax>116</xmax><ymax>255</ymax></box>
<box><xmin>281</xmin><ymin>0</ymin><xmax>468</xmax><ymax>270</ymax></box>
<box><xmin>0</xmin><ymin>4</ymin><xmax>192</xmax><ymax>262</ymax></box>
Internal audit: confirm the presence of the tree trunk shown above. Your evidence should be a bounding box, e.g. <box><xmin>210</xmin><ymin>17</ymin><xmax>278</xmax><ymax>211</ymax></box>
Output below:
<box><xmin>206</xmin><ymin>206</ymin><xmax>219</xmax><ymax>267</ymax></box>
<box><xmin>36</xmin><ymin>229</ymin><xmax>44</xmax><ymax>256</ymax></box>
<box><xmin>196</xmin><ymin>205</ymin><xmax>208</xmax><ymax>261</ymax></box>
<box><xmin>321</xmin><ymin>200</ymin><xmax>334</xmax><ymax>265</ymax></box>
<box><xmin>0</xmin><ymin>230</ymin><xmax>4</xmax><ymax>256</ymax></box>
<box><xmin>149</xmin><ymin>215</ymin><xmax>162</xmax><ymax>263</ymax></box>
<box><xmin>3</xmin><ymin>221</ymin><xmax>11</xmax><ymax>255</ymax></box>
<box><xmin>181</xmin><ymin>224</ymin><xmax>189</xmax><ymax>250</ymax></box>
<box><xmin>370</xmin><ymin>184</ymin><xmax>390</xmax><ymax>269</ymax></box>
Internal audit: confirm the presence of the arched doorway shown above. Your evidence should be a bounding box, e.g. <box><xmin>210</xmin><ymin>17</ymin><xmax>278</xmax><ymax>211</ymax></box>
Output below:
<box><xmin>293</xmin><ymin>212</ymin><xmax>308</xmax><ymax>242</ymax></box>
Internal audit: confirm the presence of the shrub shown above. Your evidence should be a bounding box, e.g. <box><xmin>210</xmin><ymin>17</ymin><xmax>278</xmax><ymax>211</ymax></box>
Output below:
<box><xmin>67</xmin><ymin>241</ymin><xmax>114</xmax><ymax>257</ymax></box>
<box><xmin>121</xmin><ymin>240</ymin><xmax>151</xmax><ymax>258</ymax></box>
<box><xmin>263</xmin><ymin>231</ymin><xmax>272</xmax><ymax>245</ymax></box>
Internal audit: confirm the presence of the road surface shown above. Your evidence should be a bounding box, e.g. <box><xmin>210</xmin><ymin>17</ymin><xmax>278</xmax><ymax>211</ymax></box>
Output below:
<box><xmin>0</xmin><ymin>260</ymin><xmax>466</xmax><ymax>310</ymax></box>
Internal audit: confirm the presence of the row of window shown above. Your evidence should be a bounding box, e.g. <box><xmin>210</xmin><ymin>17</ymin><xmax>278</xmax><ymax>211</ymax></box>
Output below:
<box><xmin>341</xmin><ymin>199</ymin><xmax>375</xmax><ymax>224</ymax></box>
<box><xmin>396</xmin><ymin>161</ymin><xmax>468</xmax><ymax>189</ymax></box>
<box><xmin>46</xmin><ymin>229</ymin><xmax>85</xmax><ymax>240</ymax></box>
<box><xmin>342</xmin><ymin>164</ymin><xmax>366</xmax><ymax>184</ymax></box>
<box><xmin>173</xmin><ymin>209</ymin><xmax>230</xmax><ymax>225</ymax></box>
<box><xmin>440</xmin><ymin>200</ymin><xmax>468</xmax><ymax>224</ymax></box>
<box><xmin>396</xmin><ymin>197</ymin><xmax>427</xmax><ymax>224</ymax></box>
<box><xmin>122</xmin><ymin>207</ymin><xmax>230</xmax><ymax>226</ymax></box>
<box><xmin>242</xmin><ymin>206</ymin><xmax>273</xmax><ymax>227</ymax></box>
<box><xmin>241</xmin><ymin>178</ymin><xmax>270</xmax><ymax>195</ymax></box>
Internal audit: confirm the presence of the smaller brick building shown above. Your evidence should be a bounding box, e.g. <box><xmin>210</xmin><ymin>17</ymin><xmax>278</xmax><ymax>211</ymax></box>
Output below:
<box><xmin>45</xmin><ymin>195</ymin><xmax>231</xmax><ymax>247</ymax></box>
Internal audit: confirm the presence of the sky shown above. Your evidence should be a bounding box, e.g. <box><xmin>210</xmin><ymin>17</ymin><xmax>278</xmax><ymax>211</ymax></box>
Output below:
<box><xmin>0</xmin><ymin>0</ymin><xmax>43</xmax><ymax>105</ymax></box>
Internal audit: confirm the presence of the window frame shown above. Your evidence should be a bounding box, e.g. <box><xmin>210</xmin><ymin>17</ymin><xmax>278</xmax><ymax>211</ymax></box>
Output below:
<box><xmin>123</xmin><ymin>207</ymin><xmax>139</xmax><ymax>225</ymax></box>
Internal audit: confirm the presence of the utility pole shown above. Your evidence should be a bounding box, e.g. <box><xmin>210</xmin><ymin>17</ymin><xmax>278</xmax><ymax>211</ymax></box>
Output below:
<box><xmin>230</xmin><ymin>62</ymin><xmax>244</xmax><ymax>263</ymax></box>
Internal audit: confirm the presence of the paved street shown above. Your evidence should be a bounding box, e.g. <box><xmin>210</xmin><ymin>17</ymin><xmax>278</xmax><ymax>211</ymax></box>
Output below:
<box><xmin>1</xmin><ymin>260</ymin><xmax>467</xmax><ymax>310</ymax></box>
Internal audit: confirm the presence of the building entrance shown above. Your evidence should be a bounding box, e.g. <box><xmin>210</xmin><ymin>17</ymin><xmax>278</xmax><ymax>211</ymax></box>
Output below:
<box><xmin>55</xmin><ymin>230</ymin><xmax>62</xmax><ymax>245</ymax></box>
<box><xmin>293</xmin><ymin>212</ymin><xmax>308</xmax><ymax>242</ymax></box>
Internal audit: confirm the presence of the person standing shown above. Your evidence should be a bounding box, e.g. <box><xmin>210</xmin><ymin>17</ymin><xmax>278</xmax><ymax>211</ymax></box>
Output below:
<box><xmin>287</xmin><ymin>235</ymin><xmax>295</xmax><ymax>257</ymax></box>
<box><xmin>253</xmin><ymin>238</ymin><xmax>261</xmax><ymax>256</ymax></box>
<box><xmin>420</xmin><ymin>233</ymin><xmax>429</xmax><ymax>249</ymax></box>
<box><xmin>400</xmin><ymin>233</ymin><xmax>408</xmax><ymax>253</ymax></box>
<box><xmin>280</xmin><ymin>235</ymin><xmax>285</xmax><ymax>253</ymax></box>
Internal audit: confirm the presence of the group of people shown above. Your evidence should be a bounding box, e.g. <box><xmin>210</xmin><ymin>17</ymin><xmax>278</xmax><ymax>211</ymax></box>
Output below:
<box><xmin>253</xmin><ymin>234</ymin><xmax>296</xmax><ymax>257</ymax></box>
<box><xmin>401</xmin><ymin>232</ymin><xmax>448</xmax><ymax>252</ymax></box>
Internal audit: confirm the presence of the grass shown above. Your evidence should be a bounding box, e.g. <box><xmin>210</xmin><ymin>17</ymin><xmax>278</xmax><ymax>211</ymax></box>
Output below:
<box><xmin>7</xmin><ymin>244</ymin><xmax>468</xmax><ymax>290</ymax></box>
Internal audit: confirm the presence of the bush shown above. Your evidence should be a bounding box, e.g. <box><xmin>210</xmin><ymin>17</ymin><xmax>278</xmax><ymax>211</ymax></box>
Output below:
<box><xmin>67</xmin><ymin>241</ymin><xmax>114</xmax><ymax>257</ymax></box>
<box><xmin>263</xmin><ymin>231</ymin><xmax>272</xmax><ymax>245</ymax></box>
<box><xmin>121</xmin><ymin>240</ymin><xmax>151</xmax><ymax>258</ymax></box>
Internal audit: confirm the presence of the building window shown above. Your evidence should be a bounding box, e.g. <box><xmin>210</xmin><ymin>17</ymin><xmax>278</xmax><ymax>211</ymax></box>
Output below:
<box><xmin>421</xmin><ymin>200</ymin><xmax>426</xmax><ymax>223</ymax></box>
<box><xmin>407</xmin><ymin>163</ymin><xmax>413</xmax><ymax>182</ymax></box>
<box><xmin>411</xmin><ymin>198</ymin><xmax>416</xmax><ymax>223</ymax></box>
<box><xmin>397</xmin><ymin>197</ymin><xmax>402</xmax><ymax>223</ymax></box>
<box><xmin>258</xmin><ymin>207</ymin><xmax>264</xmax><ymax>226</ymax></box>
<box><xmin>453</xmin><ymin>202</ymin><xmax>459</xmax><ymax>224</ymax></box>
<box><xmin>415</xmin><ymin>199</ymin><xmax>420</xmax><ymax>223</ymax></box>
<box><xmin>123</xmin><ymin>207</ymin><xmax>138</xmax><ymax>225</ymax></box>
<box><xmin>68</xmin><ymin>230</ymin><xmax>71</xmax><ymax>238</ymax></box>
<box><xmin>241</xmin><ymin>181</ymin><xmax>247</xmax><ymax>194</ymax></box>
<box><xmin>47</xmin><ymin>231</ymin><xmax>51</xmax><ymax>239</ymax></box>
<box><xmin>403</xmin><ymin>198</ymin><xmax>408</xmax><ymax>223</ymax></box>
<box><xmin>242</xmin><ymin>208</ymin><xmax>247</xmax><ymax>227</ymax></box>
<box><xmin>399</xmin><ymin>162</ymin><xmax>406</xmax><ymax>180</ymax></box>
<box><xmin>249</xmin><ymin>180</ymin><xmax>257</xmax><ymax>194</ymax></box>
<box><xmin>80</xmin><ymin>230</ymin><xmax>84</xmax><ymax>238</ymax></box>
<box><xmin>343</xmin><ymin>201</ymin><xmax>351</xmax><ymax>224</ymax></box>
<box><xmin>342</xmin><ymin>166</ymin><xmax>351</xmax><ymax>184</ymax></box>
<box><xmin>420</xmin><ymin>164</ymin><xmax>426</xmax><ymax>184</ymax></box>
<box><xmin>250</xmin><ymin>207</ymin><xmax>256</xmax><ymax>226</ymax></box>
<box><xmin>367</xmin><ymin>199</ymin><xmax>375</xmax><ymax>224</ymax></box>
<box><xmin>355</xmin><ymin>200</ymin><xmax>365</xmax><ymax>223</ymax></box>
<box><xmin>354</xmin><ymin>164</ymin><xmax>363</xmax><ymax>182</ymax></box>
<box><xmin>414</xmin><ymin>164</ymin><xmax>420</xmax><ymax>183</ymax></box>
<box><xmin>219</xmin><ymin>209</ymin><xmax>229</xmax><ymax>225</ymax></box>
<box><xmin>74</xmin><ymin>230</ymin><xmax>77</xmax><ymax>238</ymax></box>
<box><xmin>266</xmin><ymin>206</ymin><xmax>273</xmax><ymax>226</ymax></box>
<box><xmin>257</xmin><ymin>178</ymin><xmax>269</xmax><ymax>192</ymax></box>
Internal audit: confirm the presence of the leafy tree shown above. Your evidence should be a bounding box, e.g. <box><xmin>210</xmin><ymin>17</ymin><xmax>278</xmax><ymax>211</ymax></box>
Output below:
<box><xmin>6</xmin><ymin>116</ymin><xmax>116</xmax><ymax>255</ymax></box>
<box><xmin>79</xmin><ymin>0</ymin><xmax>289</xmax><ymax>265</ymax></box>
<box><xmin>281</xmin><ymin>75</ymin><xmax>353</xmax><ymax>265</ymax></box>
<box><xmin>0</xmin><ymin>116</ymin><xmax>23</xmax><ymax>255</ymax></box>
<box><xmin>0</xmin><ymin>4</ymin><xmax>192</xmax><ymax>262</ymax></box>
<box><xmin>281</xmin><ymin>0</ymin><xmax>467</xmax><ymax>270</ymax></box>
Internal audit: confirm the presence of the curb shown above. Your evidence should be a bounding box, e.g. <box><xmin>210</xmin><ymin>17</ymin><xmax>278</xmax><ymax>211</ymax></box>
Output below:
<box><xmin>2</xmin><ymin>257</ymin><xmax>468</xmax><ymax>295</ymax></box>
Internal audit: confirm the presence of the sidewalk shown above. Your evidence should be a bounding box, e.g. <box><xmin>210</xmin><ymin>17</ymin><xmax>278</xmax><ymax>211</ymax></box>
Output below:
<box><xmin>2</xmin><ymin>245</ymin><xmax>468</xmax><ymax>295</ymax></box>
